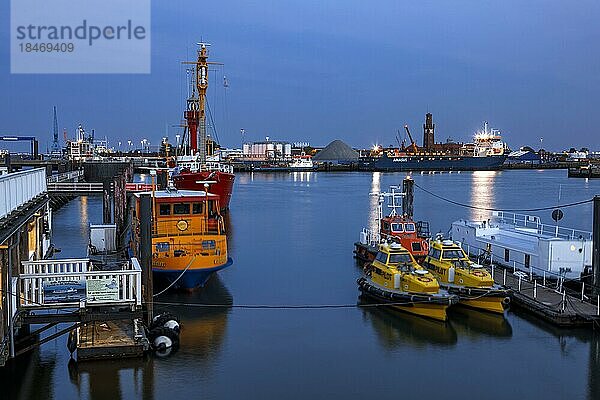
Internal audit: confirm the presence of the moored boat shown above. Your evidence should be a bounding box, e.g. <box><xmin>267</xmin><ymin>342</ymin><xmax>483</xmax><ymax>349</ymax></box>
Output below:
<box><xmin>289</xmin><ymin>155</ymin><xmax>315</xmax><ymax>171</ymax></box>
<box><xmin>358</xmin><ymin>243</ymin><xmax>458</xmax><ymax>321</ymax></box>
<box><xmin>171</xmin><ymin>43</ymin><xmax>235</xmax><ymax>211</ymax></box>
<box><xmin>172</xmin><ymin>162</ymin><xmax>235</xmax><ymax>211</ymax></box>
<box><xmin>359</xmin><ymin>118</ymin><xmax>509</xmax><ymax>172</ymax></box>
<box><xmin>355</xmin><ymin>177</ymin><xmax>430</xmax><ymax>264</ymax></box>
<box><xmin>422</xmin><ymin>239</ymin><xmax>510</xmax><ymax>314</ymax></box>
<box><xmin>134</xmin><ymin>188</ymin><xmax>233</xmax><ymax>290</ymax></box>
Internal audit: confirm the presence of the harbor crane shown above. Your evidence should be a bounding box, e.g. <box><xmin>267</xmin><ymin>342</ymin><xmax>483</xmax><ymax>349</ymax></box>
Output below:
<box><xmin>51</xmin><ymin>106</ymin><xmax>60</xmax><ymax>154</ymax></box>
<box><xmin>404</xmin><ymin>124</ymin><xmax>418</xmax><ymax>153</ymax></box>
<box><xmin>0</xmin><ymin>135</ymin><xmax>39</xmax><ymax>158</ymax></box>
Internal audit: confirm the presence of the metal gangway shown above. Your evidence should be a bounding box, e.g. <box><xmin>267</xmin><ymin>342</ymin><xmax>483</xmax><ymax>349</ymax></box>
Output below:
<box><xmin>4</xmin><ymin>257</ymin><xmax>143</xmax><ymax>358</ymax></box>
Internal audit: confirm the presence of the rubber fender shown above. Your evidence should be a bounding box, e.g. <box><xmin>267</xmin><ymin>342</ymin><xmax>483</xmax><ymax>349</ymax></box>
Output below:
<box><xmin>150</xmin><ymin>312</ymin><xmax>180</xmax><ymax>331</ymax></box>
<box><xmin>148</xmin><ymin>326</ymin><xmax>180</xmax><ymax>349</ymax></box>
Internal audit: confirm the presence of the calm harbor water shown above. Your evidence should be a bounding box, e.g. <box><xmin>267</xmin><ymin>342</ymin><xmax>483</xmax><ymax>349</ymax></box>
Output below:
<box><xmin>2</xmin><ymin>169</ymin><xmax>600</xmax><ymax>400</ymax></box>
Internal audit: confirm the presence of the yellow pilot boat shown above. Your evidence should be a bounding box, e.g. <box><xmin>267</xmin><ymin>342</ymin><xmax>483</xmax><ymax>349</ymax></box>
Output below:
<box><xmin>358</xmin><ymin>243</ymin><xmax>458</xmax><ymax>321</ymax></box>
<box><xmin>422</xmin><ymin>239</ymin><xmax>510</xmax><ymax>314</ymax></box>
<box><xmin>134</xmin><ymin>188</ymin><xmax>233</xmax><ymax>290</ymax></box>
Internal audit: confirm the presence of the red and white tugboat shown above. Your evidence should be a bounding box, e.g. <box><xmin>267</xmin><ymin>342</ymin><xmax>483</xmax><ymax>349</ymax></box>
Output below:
<box><xmin>171</xmin><ymin>43</ymin><xmax>235</xmax><ymax>211</ymax></box>
<box><xmin>354</xmin><ymin>176</ymin><xmax>430</xmax><ymax>264</ymax></box>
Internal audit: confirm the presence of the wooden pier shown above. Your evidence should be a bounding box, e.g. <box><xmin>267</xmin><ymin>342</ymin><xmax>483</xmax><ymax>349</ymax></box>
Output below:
<box><xmin>490</xmin><ymin>265</ymin><xmax>600</xmax><ymax>326</ymax></box>
<box><xmin>77</xmin><ymin>320</ymin><xmax>145</xmax><ymax>360</ymax></box>
<box><xmin>0</xmin><ymin>165</ymin><xmax>155</xmax><ymax>367</ymax></box>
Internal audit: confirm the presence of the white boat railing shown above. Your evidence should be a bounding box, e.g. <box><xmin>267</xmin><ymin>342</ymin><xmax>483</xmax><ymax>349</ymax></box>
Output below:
<box><xmin>18</xmin><ymin>257</ymin><xmax>142</xmax><ymax>308</ymax></box>
<box><xmin>46</xmin><ymin>170</ymin><xmax>83</xmax><ymax>183</ymax></box>
<box><xmin>491</xmin><ymin>211</ymin><xmax>592</xmax><ymax>240</ymax></box>
<box><xmin>176</xmin><ymin>158</ymin><xmax>234</xmax><ymax>174</ymax></box>
<box><xmin>0</xmin><ymin>168</ymin><xmax>47</xmax><ymax>220</ymax></box>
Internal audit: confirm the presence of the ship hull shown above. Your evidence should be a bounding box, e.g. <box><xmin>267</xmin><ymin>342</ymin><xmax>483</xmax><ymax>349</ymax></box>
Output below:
<box><xmin>173</xmin><ymin>170</ymin><xmax>235</xmax><ymax>211</ymax></box>
<box><xmin>357</xmin><ymin>277</ymin><xmax>457</xmax><ymax>322</ymax></box>
<box><xmin>360</xmin><ymin>154</ymin><xmax>507</xmax><ymax>171</ymax></box>
<box><xmin>153</xmin><ymin>257</ymin><xmax>234</xmax><ymax>290</ymax></box>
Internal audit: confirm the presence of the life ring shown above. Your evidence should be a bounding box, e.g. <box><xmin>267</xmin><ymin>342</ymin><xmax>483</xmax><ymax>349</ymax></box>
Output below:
<box><xmin>472</xmin><ymin>270</ymin><xmax>486</xmax><ymax>277</ymax></box>
<box><xmin>418</xmin><ymin>276</ymin><xmax>433</xmax><ymax>283</ymax></box>
<box><xmin>176</xmin><ymin>220</ymin><xmax>189</xmax><ymax>231</ymax></box>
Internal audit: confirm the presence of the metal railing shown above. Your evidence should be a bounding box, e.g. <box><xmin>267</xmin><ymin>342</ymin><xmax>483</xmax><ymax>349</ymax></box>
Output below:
<box><xmin>152</xmin><ymin>217</ymin><xmax>223</xmax><ymax>237</ymax></box>
<box><xmin>18</xmin><ymin>258</ymin><xmax>142</xmax><ymax>308</ymax></box>
<box><xmin>488</xmin><ymin>262</ymin><xmax>600</xmax><ymax>316</ymax></box>
<box><xmin>46</xmin><ymin>182</ymin><xmax>104</xmax><ymax>193</ymax></box>
<box><xmin>0</xmin><ymin>168</ymin><xmax>47</xmax><ymax>220</ymax></box>
<box><xmin>491</xmin><ymin>211</ymin><xmax>592</xmax><ymax>240</ymax></box>
<box><xmin>153</xmin><ymin>238</ymin><xmax>226</xmax><ymax>258</ymax></box>
<box><xmin>125</xmin><ymin>183</ymin><xmax>154</xmax><ymax>192</ymax></box>
<box><xmin>177</xmin><ymin>160</ymin><xmax>234</xmax><ymax>174</ymax></box>
<box><xmin>46</xmin><ymin>170</ymin><xmax>83</xmax><ymax>183</ymax></box>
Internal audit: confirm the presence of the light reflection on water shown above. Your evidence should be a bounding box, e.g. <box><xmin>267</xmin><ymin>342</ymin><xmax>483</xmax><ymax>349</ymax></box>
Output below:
<box><xmin>469</xmin><ymin>170</ymin><xmax>498</xmax><ymax>221</ymax></box>
<box><xmin>3</xmin><ymin>170</ymin><xmax>600</xmax><ymax>400</ymax></box>
<box><xmin>368</xmin><ymin>172</ymin><xmax>381</xmax><ymax>236</ymax></box>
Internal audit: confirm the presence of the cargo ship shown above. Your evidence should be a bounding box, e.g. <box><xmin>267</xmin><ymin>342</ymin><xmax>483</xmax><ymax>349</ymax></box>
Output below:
<box><xmin>171</xmin><ymin>43</ymin><xmax>235</xmax><ymax>211</ymax></box>
<box><xmin>360</xmin><ymin>115</ymin><xmax>508</xmax><ymax>171</ymax></box>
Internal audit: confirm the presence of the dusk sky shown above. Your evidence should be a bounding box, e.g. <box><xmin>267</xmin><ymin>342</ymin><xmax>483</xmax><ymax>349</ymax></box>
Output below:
<box><xmin>1</xmin><ymin>0</ymin><xmax>599</xmax><ymax>151</ymax></box>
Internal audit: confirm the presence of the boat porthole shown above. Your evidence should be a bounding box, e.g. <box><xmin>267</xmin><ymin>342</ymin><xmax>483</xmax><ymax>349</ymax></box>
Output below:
<box><xmin>176</xmin><ymin>220</ymin><xmax>189</xmax><ymax>231</ymax></box>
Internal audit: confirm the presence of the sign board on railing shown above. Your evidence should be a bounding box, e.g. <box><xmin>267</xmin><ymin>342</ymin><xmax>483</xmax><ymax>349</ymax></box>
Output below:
<box><xmin>86</xmin><ymin>277</ymin><xmax>120</xmax><ymax>303</ymax></box>
<box><xmin>43</xmin><ymin>280</ymin><xmax>86</xmax><ymax>304</ymax></box>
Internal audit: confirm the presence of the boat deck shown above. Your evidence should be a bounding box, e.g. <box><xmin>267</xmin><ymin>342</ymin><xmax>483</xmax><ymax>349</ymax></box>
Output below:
<box><xmin>477</xmin><ymin>230</ymin><xmax>539</xmax><ymax>253</ymax></box>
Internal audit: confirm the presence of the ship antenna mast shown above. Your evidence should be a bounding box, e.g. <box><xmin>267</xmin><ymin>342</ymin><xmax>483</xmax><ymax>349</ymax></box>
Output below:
<box><xmin>182</xmin><ymin>42</ymin><xmax>223</xmax><ymax>163</ymax></box>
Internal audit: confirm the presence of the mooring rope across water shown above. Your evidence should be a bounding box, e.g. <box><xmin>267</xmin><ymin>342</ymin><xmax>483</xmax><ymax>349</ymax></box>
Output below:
<box><xmin>413</xmin><ymin>182</ymin><xmax>593</xmax><ymax>212</ymax></box>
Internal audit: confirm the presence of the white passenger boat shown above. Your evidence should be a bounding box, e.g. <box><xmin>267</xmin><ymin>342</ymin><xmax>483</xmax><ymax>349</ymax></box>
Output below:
<box><xmin>289</xmin><ymin>155</ymin><xmax>314</xmax><ymax>171</ymax></box>
<box><xmin>451</xmin><ymin>211</ymin><xmax>592</xmax><ymax>280</ymax></box>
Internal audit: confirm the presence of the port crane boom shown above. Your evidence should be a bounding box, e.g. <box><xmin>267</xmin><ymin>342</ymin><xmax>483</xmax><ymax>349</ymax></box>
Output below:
<box><xmin>404</xmin><ymin>124</ymin><xmax>418</xmax><ymax>153</ymax></box>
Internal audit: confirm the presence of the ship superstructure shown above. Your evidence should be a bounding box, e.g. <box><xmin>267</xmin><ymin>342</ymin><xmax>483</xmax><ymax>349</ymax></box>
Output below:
<box><xmin>359</xmin><ymin>114</ymin><xmax>509</xmax><ymax>171</ymax></box>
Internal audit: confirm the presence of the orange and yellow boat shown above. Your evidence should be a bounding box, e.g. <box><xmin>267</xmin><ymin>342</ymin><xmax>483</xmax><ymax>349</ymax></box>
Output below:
<box><xmin>135</xmin><ymin>188</ymin><xmax>233</xmax><ymax>290</ymax></box>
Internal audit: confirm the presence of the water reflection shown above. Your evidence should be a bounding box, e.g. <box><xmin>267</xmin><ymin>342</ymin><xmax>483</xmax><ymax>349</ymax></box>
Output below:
<box><xmin>511</xmin><ymin>310</ymin><xmax>599</xmax><ymax>400</ymax></box>
<box><xmin>79</xmin><ymin>196</ymin><xmax>89</xmax><ymax>240</ymax></box>
<box><xmin>0</xmin><ymin>350</ymin><xmax>57</xmax><ymax>400</ymax></box>
<box><xmin>590</xmin><ymin>333</ymin><xmax>600</xmax><ymax>400</ymax></box>
<box><xmin>68</xmin><ymin>357</ymin><xmax>154</xmax><ymax>400</ymax></box>
<box><xmin>291</xmin><ymin>171</ymin><xmax>315</xmax><ymax>183</ymax></box>
<box><xmin>222</xmin><ymin>212</ymin><xmax>234</xmax><ymax>252</ymax></box>
<box><xmin>448</xmin><ymin>307</ymin><xmax>513</xmax><ymax>338</ymax></box>
<box><xmin>359</xmin><ymin>296</ymin><xmax>458</xmax><ymax>348</ymax></box>
<box><xmin>469</xmin><ymin>171</ymin><xmax>498</xmax><ymax>221</ymax></box>
<box><xmin>155</xmin><ymin>276</ymin><xmax>232</xmax><ymax>365</ymax></box>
